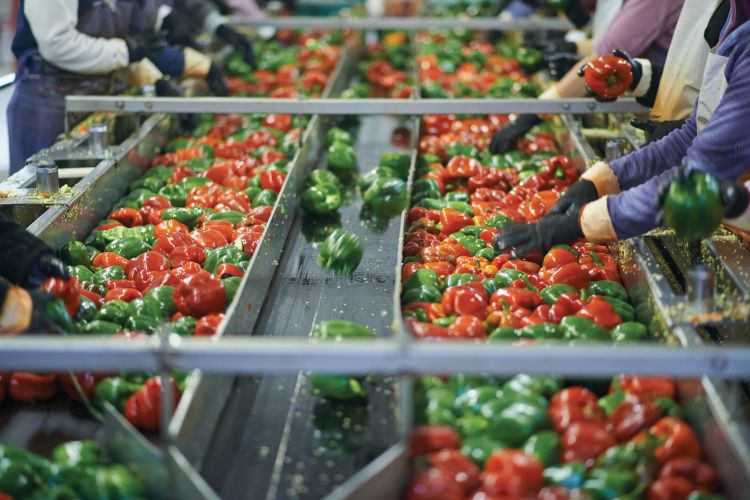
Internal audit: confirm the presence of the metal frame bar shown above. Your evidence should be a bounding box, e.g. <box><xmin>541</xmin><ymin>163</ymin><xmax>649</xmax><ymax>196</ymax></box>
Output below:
<box><xmin>0</xmin><ymin>336</ymin><xmax>749</xmax><ymax>378</ymax></box>
<box><xmin>65</xmin><ymin>96</ymin><xmax>649</xmax><ymax>116</ymax></box>
<box><xmin>231</xmin><ymin>16</ymin><xmax>572</xmax><ymax>31</ymax></box>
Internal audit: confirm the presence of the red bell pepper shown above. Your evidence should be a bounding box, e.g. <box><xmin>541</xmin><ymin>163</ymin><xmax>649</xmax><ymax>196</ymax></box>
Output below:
<box><xmin>576</xmin><ymin>295</ymin><xmax>621</xmax><ymax>329</ymax></box>
<box><xmin>195</xmin><ymin>313</ymin><xmax>224</xmax><ymax>337</ymax></box>
<box><xmin>580</xmin><ymin>54</ymin><xmax>634</xmax><ymax>101</ymax></box>
<box><xmin>41</xmin><ymin>277</ymin><xmax>81</xmax><ymax>318</ymax></box>
<box><xmin>124</xmin><ymin>377</ymin><xmax>180</xmax><ymax>432</ymax></box>
<box><xmin>174</xmin><ymin>270</ymin><xmax>226</xmax><ymax>317</ymax></box>
<box><xmin>9</xmin><ymin>372</ymin><xmax>58</xmax><ymax>402</ymax></box>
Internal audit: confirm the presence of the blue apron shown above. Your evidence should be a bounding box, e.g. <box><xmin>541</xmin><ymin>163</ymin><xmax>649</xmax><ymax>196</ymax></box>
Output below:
<box><xmin>7</xmin><ymin>1</ymin><xmax>134</xmax><ymax>173</ymax></box>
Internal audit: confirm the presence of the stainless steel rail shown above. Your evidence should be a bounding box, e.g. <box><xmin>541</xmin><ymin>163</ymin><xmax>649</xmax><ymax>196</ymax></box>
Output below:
<box><xmin>65</xmin><ymin>96</ymin><xmax>650</xmax><ymax>115</ymax></box>
<box><xmin>232</xmin><ymin>15</ymin><xmax>573</xmax><ymax>31</ymax></box>
<box><xmin>1</xmin><ymin>336</ymin><xmax>749</xmax><ymax>378</ymax></box>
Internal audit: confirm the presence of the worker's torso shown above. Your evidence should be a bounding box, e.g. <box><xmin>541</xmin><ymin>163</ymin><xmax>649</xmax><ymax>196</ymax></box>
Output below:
<box><xmin>11</xmin><ymin>0</ymin><xmax>141</xmax><ymax>63</ymax></box>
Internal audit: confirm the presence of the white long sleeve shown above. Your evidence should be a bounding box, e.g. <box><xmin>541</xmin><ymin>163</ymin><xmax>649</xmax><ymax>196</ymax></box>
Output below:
<box><xmin>24</xmin><ymin>0</ymin><xmax>129</xmax><ymax>74</ymax></box>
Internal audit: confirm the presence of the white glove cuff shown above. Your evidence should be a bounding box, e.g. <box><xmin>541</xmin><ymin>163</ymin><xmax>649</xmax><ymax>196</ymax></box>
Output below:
<box><xmin>632</xmin><ymin>58</ymin><xmax>652</xmax><ymax>97</ymax></box>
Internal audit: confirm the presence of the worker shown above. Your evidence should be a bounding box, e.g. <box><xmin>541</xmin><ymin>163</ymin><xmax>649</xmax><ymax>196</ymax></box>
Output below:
<box><xmin>0</xmin><ymin>213</ymin><xmax>68</xmax><ymax>334</ymax></box>
<box><xmin>494</xmin><ymin>0</ymin><xmax>750</xmax><ymax>256</ymax></box>
<box><xmin>156</xmin><ymin>0</ymin><xmax>255</xmax><ymax>67</ymax></box>
<box><xmin>490</xmin><ymin>0</ymin><xmax>684</xmax><ymax>154</ymax></box>
<box><xmin>7</xmin><ymin>0</ymin><xmax>167</xmax><ymax>174</ymax></box>
<box><xmin>582</xmin><ymin>0</ymin><xmax>727</xmax><ymax>141</ymax></box>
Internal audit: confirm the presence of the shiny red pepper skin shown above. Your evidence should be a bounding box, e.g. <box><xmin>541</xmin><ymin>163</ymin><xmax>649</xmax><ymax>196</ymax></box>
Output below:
<box><xmin>580</xmin><ymin>54</ymin><xmax>634</xmax><ymax>100</ymax></box>
<box><xmin>173</xmin><ymin>270</ymin><xmax>227</xmax><ymax>318</ymax></box>
<box><xmin>124</xmin><ymin>377</ymin><xmax>180</xmax><ymax>432</ymax></box>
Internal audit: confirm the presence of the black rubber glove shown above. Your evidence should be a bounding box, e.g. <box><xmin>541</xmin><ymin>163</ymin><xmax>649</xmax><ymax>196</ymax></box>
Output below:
<box><xmin>162</xmin><ymin>10</ymin><xmax>197</xmax><ymax>46</ymax></box>
<box><xmin>24</xmin><ymin>254</ymin><xmax>69</xmax><ymax>289</ymax></box>
<box><xmin>216</xmin><ymin>24</ymin><xmax>255</xmax><ymax>67</ymax></box>
<box><xmin>546</xmin><ymin>53</ymin><xmax>581</xmax><ymax>80</ymax></box>
<box><xmin>489</xmin><ymin>115</ymin><xmax>542</xmax><ymax>155</ymax></box>
<box><xmin>494</xmin><ymin>210</ymin><xmax>583</xmax><ymax>258</ymax></box>
<box><xmin>125</xmin><ymin>32</ymin><xmax>167</xmax><ymax>63</ymax></box>
<box><xmin>206</xmin><ymin>63</ymin><xmax>229</xmax><ymax>96</ymax></box>
<box><xmin>155</xmin><ymin>79</ymin><xmax>198</xmax><ymax>131</ymax></box>
<box><xmin>632</xmin><ymin>118</ymin><xmax>685</xmax><ymax>144</ymax></box>
<box><xmin>547</xmin><ymin>179</ymin><xmax>598</xmax><ymax>216</ymax></box>
<box><xmin>27</xmin><ymin>290</ymin><xmax>65</xmax><ymax>334</ymax></box>
<box><xmin>529</xmin><ymin>38</ymin><xmax>578</xmax><ymax>57</ymax></box>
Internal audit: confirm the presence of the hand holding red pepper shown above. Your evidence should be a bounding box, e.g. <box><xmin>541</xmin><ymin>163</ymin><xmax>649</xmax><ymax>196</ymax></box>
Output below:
<box><xmin>578</xmin><ymin>50</ymin><xmax>637</xmax><ymax>102</ymax></box>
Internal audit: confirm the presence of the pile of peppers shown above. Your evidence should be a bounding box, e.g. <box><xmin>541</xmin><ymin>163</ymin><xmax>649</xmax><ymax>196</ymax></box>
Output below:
<box><xmin>0</xmin><ymin>440</ymin><xmax>145</xmax><ymax>499</ymax></box>
<box><xmin>417</xmin><ymin>31</ymin><xmax>538</xmax><ymax>99</ymax></box>
<box><xmin>224</xmin><ymin>29</ymin><xmax>343</xmax><ymax>98</ymax></box>
<box><xmin>346</xmin><ymin>31</ymin><xmax>413</xmax><ymax>99</ymax></box>
<box><xmin>4</xmin><ymin>111</ymin><xmax>317</xmax><ymax>432</ymax></box>
<box><xmin>408</xmin><ymin>375</ymin><xmax>724</xmax><ymax>500</ymax></box>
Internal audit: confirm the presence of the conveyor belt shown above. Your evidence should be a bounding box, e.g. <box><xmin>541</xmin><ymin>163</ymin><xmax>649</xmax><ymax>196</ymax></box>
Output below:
<box><xmin>200</xmin><ymin>116</ymin><xmax>413</xmax><ymax>499</ymax></box>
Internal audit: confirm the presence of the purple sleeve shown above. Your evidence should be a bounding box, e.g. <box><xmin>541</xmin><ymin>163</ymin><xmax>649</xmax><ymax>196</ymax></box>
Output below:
<box><xmin>594</xmin><ymin>0</ymin><xmax>679</xmax><ymax>57</ymax></box>
<box><xmin>607</xmin><ymin>37</ymin><xmax>750</xmax><ymax>239</ymax></box>
<box><xmin>684</xmin><ymin>41</ymin><xmax>750</xmax><ymax>182</ymax></box>
<box><xmin>609</xmin><ymin>115</ymin><xmax>696</xmax><ymax>191</ymax></box>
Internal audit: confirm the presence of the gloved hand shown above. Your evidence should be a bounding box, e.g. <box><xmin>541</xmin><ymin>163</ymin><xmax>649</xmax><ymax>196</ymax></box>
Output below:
<box><xmin>631</xmin><ymin>119</ymin><xmax>685</xmax><ymax>143</ymax></box>
<box><xmin>24</xmin><ymin>254</ymin><xmax>69</xmax><ymax>289</ymax></box>
<box><xmin>206</xmin><ymin>63</ymin><xmax>229</xmax><ymax>96</ymax></box>
<box><xmin>125</xmin><ymin>32</ymin><xmax>167</xmax><ymax>63</ymax></box>
<box><xmin>528</xmin><ymin>38</ymin><xmax>579</xmax><ymax>57</ymax></box>
<box><xmin>27</xmin><ymin>290</ymin><xmax>65</xmax><ymax>334</ymax></box>
<box><xmin>216</xmin><ymin>24</ymin><xmax>255</xmax><ymax>67</ymax></box>
<box><xmin>546</xmin><ymin>53</ymin><xmax>582</xmax><ymax>80</ymax></box>
<box><xmin>494</xmin><ymin>209</ymin><xmax>583</xmax><ymax>257</ymax></box>
<box><xmin>489</xmin><ymin>115</ymin><xmax>542</xmax><ymax>155</ymax></box>
<box><xmin>162</xmin><ymin>10</ymin><xmax>196</xmax><ymax>46</ymax></box>
<box><xmin>547</xmin><ymin>179</ymin><xmax>599</xmax><ymax>216</ymax></box>
<box><xmin>578</xmin><ymin>50</ymin><xmax>643</xmax><ymax>103</ymax></box>
<box><xmin>545</xmin><ymin>0</ymin><xmax>590</xmax><ymax>28</ymax></box>
<box><xmin>155</xmin><ymin>79</ymin><xmax>198</xmax><ymax>131</ymax></box>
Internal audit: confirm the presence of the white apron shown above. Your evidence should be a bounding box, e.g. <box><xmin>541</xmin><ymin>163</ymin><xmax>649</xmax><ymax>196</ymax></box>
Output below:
<box><xmin>592</xmin><ymin>0</ymin><xmax>624</xmax><ymax>44</ymax></box>
<box><xmin>695</xmin><ymin>49</ymin><xmax>730</xmax><ymax>132</ymax></box>
<box><xmin>651</xmin><ymin>0</ymin><xmax>719</xmax><ymax>121</ymax></box>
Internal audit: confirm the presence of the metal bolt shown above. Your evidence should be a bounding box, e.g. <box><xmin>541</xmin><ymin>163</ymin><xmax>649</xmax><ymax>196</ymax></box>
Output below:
<box><xmin>145</xmin><ymin>101</ymin><xmax>153</xmax><ymax>110</ymax></box>
<box><xmin>562</xmin><ymin>102</ymin><xmax>571</xmax><ymax>110</ymax></box>
<box><xmin>35</xmin><ymin>162</ymin><xmax>59</xmax><ymax>194</ymax></box>
<box><xmin>115</xmin><ymin>100</ymin><xmax>124</xmax><ymax>109</ymax></box>
<box><xmin>587</xmin><ymin>102</ymin><xmax>596</xmax><ymax>110</ymax></box>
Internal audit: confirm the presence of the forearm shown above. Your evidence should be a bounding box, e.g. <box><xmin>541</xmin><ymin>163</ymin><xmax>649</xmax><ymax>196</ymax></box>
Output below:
<box><xmin>609</xmin><ymin>114</ymin><xmax>696</xmax><ymax>190</ymax></box>
<box><xmin>550</xmin><ymin>55</ymin><xmax>593</xmax><ymax>98</ymax></box>
<box><xmin>25</xmin><ymin>0</ymin><xmax>128</xmax><ymax>74</ymax></box>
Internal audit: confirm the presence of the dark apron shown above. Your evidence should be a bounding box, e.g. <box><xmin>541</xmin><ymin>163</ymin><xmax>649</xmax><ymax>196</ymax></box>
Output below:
<box><xmin>8</xmin><ymin>1</ymin><xmax>133</xmax><ymax>173</ymax></box>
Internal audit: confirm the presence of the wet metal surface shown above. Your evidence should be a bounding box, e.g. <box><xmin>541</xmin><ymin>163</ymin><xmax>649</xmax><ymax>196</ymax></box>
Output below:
<box><xmin>202</xmin><ymin>116</ymin><xmax>411</xmax><ymax>500</ymax></box>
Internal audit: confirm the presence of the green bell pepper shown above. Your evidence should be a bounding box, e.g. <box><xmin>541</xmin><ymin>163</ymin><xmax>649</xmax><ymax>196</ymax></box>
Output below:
<box><xmin>433</xmin><ymin>315</ymin><xmax>456</xmax><ymax>327</ymax></box>
<box><xmin>442</xmin><ymin>273</ymin><xmax>477</xmax><ymax>290</ymax></box>
<box><xmin>78</xmin><ymin>464</ymin><xmax>145</xmax><ymax>499</ymax></box>
<box><xmin>445</xmin><ymin>191</ymin><xmax>470</xmax><ymax>204</ymax></box>
<box><xmin>96</xmin><ymin>300</ymin><xmax>129</xmax><ymax>325</ymax></box>
<box><xmin>144</xmin><ymin>286</ymin><xmax>177</xmax><ymax>316</ymax></box>
<box><xmin>312</xmin><ymin>319</ymin><xmax>375</xmax><ymax>340</ymax></box>
<box><xmin>445</xmin><ymin>142</ymin><xmax>478</xmax><ymax>159</ymax></box>
<box><xmin>379</xmin><ymin>152</ymin><xmax>411</xmax><ymax>180</ymax></box>
<box><xmin>456</xmin><ymin>413</ymin><xmax>490</xmax><ymax>436</ymax></box>
<box><xmin>488</xmin><ymin>326</ymin><xmax>519</xmax><ymax>342</ymax></box>
<box><xmin>516</xmin><ymin>47</ymin><xmax>543</xmax><ymax>73</ymax></box>
<box><xmin>662</xmin><ymin>170</ymin><xmax>724</xmax><ymax>241</ymax></box>
<box><xmin>485</xmin><ymin>214</ymin><xmax>514</xmax><ymax>230</ymax></box>
<box><xmin>541</xmin><ymin>284</ymin><xmax>577</xmax><ymax>305</ymax></box>
<box><xmin>306</xmin><ymin>170</ymin><xmax>342</xmax><ymax>191</ymax></box>
<box><xmin>176</xmin><ymin>176</ymin><xmax>210</xmax><ymax>191</ymax></box>
<box><xmin>94</xmin><ymin>266</ymin><xmax>127</xmax><ymax>284</ymax></box>
<box><xmin>105</xmin><ymin>237</ymin><xmax>151</xmax><ymax>259</ymax></box>
<box><xmin>326</xmin><ymin>127</ymin><xmax>354</xmax><ymax>147</ymax></box>
<box><xmin>52</xmin><ymin>440</ymin><xmax>101</xmax><ymax>468</ymax></box>
<box><xmin>452</xmin><ymin>234</ymin><xmax>485</xmax><ymax>255</ymax></box>
<box><xmin>403</xmin><ymin>268</ymin><xmax>440</xmax><ymax>291</ymax></box>
<box><xmin>543</xmin><ymin>462</ymin><xmax>586</xmax><ymax>490</ymax></box>
<box><xmin>446</xmin><ymin>201</ymin><xmax>474</xmax><ymax>216</ymax></box>
<box><xmin>452</xmin><ymin>385</ymin><xmax>501</xmax><ymax>413</ymax></box>
<box><xmin>0</xmin><ymin>445</ymin><xmax>51</xmax><ymax>497</ymax></box>
<box><xmin>47</xmin><ymin>298</ymin><xmax>75</xmax><ymax>333</ymax></box>
<box><xmin>162</xmin><ymin>207</ymin><xmax>211</xmax><ymax>229</ymax></box>
<box><xmin>77</xmin><ymin>319</ymin><xmax>122</xmax><ymax>335</ymax></box>
<box><xmin>252</xmin><ymin>189</ymin><xmax>277</xmax><ymax>207</ymax></box>
<box><xmin>363</xmin><ymin>177</ymin><xmax>408</xmax><ymax>217</ymax></box>
<box><xmin>76</xmin><ymin>297</ymin><xmax>98</xmax><ymax>322</ymax></box>
<box><xmin>207</xmin><ymin>210</ymin><xmax>246</xmax><ymax>226</ymax></box>
<box><xmin>93</xmin><ymin>377</ymin><xmax>141</xmax><ymax>411</ymax></box>
<box><xmin>318</xmin><ymin>228</ymin><xmax>363</xmax><ymax>276</ymax></box>
<box><xmin>358</xmin><ymin>167</ymin><xmax>398</xmax><ymax>194</ymax></box>
<box><xmin>480</xmin><ymin>399</ymin><xmax>548</xmax><ymax>446</ymax></box>
<box><xmin>560</xmin><ymin>316</ymin><xmax>611</xmax><ymax>342</ymax></box>
<box><xmin>223</xmin><ymin>276</ymin><xmax>241</xmax><ymax>303</ymax></box>
<box><xmin>503</xmin><ymin>374</ymin><xmax>562</xmax><ymax>399</ymax></box>
<box><xmin>600</xmin><ymin>296</ymin><xmax>635</xmax><ymax>322</ymax></box>
<box><xmin>402</xmin><ymin>284</ymin><xmax>442</xmax><ymax>304</ymax></box>
<box><xmin>124</xmin><ymin>315</ymin><xmax>160</xmax><ymax>334</ymax></box>
<box><xmin>61</xmin><ymin>239</ymin><xmax>91</xmax><ymax>267</ymax></box>
<box><xmin>301</xmin><ymin>182</ymin><xmax>342</xmax><ymax>216</ymax></box>
<box><xmin>171</xmin><ymin>316</ymin><xmax>197</xmax><ymax>336</ymax></box>
<box><xmin>158</xmin><ymin>184</ymin><xmax>188</xmax><ymax>207</ymax></box>
<box><xmin>495</xmin><ymin>269</ymin><xmax>534</xmax><ymax>290</ymax></box>
<box><xmin>523</xmin><ymin>431</ymin><xmax>561</xmax><ymax>466</ymax></box>
<box><xmin>67</xmin><ymin>265</ymin><xmax>96</xmax><ymax>284</ymax></box>
<box><xmin>204</xmin><ymin>244</ymin><xmax>250</xmax><ymax>273</ymax></box>
<box><xmin>412</xmin><ymin>178</ymin><xmax>441</xmax><ymax>202</ymax></box>
<box><xmin>611</xmin><ymin>321</ymin><xmax>648</xmax><ymax>343</ymax></box>
<box><xmin>461</xmin><ymin>436</ymin><xmax>507</xmax><ymax>467</ymax></box>
<box><xmin>475</xmin><ymin>247</ymin><xmax>496</xmax><ymax>261</ymax></box>
<box><xmin>590</xmin><ymin>280</ymin><xmax>628</xmax><ymax>302</ymax></box>
<box><xmin>518</xmin><ymin>323</ymin><xmax>561</xmax><ymax>340</ymax></box>
<box><xmin>327</xmin><ymin>142</ymin><xmax>358</xmax><ymax>179</ymax></box>
<box><xmin>582</xmin><ymin>468</ymin><xmax>639</xmax><ymax>499</ymax></box>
